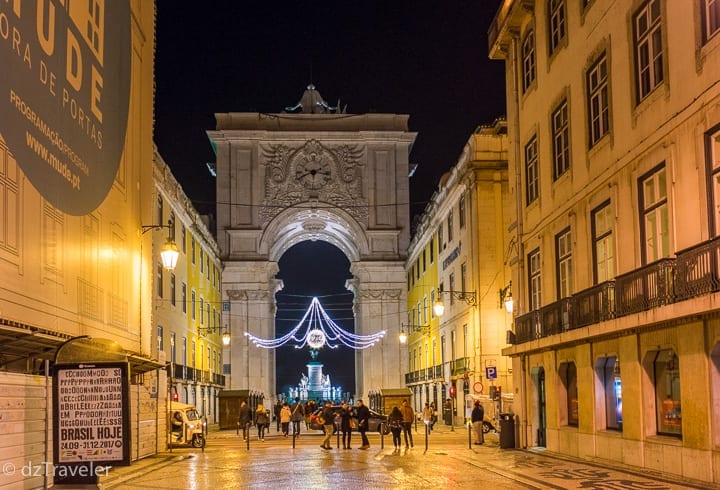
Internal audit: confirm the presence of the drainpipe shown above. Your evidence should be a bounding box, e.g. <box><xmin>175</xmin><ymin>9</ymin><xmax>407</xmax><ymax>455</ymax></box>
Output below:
<box><xmin>509</xmin><ymin>31</ymin><xmax>527</xmax><ymax>449</ymax></box>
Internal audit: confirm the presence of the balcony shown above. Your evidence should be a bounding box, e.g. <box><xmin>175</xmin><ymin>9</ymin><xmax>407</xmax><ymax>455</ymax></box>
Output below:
<box><xmin>451</xmin><ymin>357</ymin><xmax>470</xmax><ymax>376</ymax></box>
<box><xmin>167</xmin><ymin>363</ymin><xmax>225</xmax><ymax>386</ymax></box>
<box><xmin>404</xmin><ymin>364</ymin><xmax>445</xmax><ymax>385</ymax></box>
<box><xmin>512</xmin><ymin>237</ymin><xmax>720</xmax><ymax>345</ymax></box>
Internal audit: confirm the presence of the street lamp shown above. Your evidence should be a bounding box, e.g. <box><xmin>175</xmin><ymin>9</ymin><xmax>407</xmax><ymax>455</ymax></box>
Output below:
<box><xmin>398</xmin><ymin>323</ymin><xmax>430</xmax><ymax>344</ymax></box>
<box><xmin>198</xmin><ymin>325</ymin><xmax>231</xmax><ymax>346</ymax></box>
<box><xmin>499</xmin><ymin>281</ymin><xmax>513</xmax><ymax>313</ymax></box>
<box><xmin>142</xmin><ymin>220</ymin><xmax>179</xmax><ymax>271</ymax></box>
<box><xmin>433</xmin><ymin>289</ymin><xmax>477</xmax><ymax>317</ymax></box>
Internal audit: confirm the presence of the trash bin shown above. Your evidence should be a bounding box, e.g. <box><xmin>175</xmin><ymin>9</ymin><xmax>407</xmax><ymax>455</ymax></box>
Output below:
<box><xmin>499</xmin><ymin>413</ymin><xmax>515</xmax><ymax>449</ymax></box>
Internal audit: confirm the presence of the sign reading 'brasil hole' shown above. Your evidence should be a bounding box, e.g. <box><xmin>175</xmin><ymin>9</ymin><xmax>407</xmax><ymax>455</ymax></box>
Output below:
<box><xmin>0</xmin><ymin>1</ymin><xmax>130</xmax><ymax>215</ymax></box>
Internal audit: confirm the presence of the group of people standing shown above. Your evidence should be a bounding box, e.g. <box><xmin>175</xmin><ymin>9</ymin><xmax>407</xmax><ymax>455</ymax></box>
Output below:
<box><xmin>320</xmin><ymin>399</ymin><xmax>371</xmax><ymax>450</ymax></box>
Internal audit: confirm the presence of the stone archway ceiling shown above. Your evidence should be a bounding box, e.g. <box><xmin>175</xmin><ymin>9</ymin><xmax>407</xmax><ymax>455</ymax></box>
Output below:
<box><xmin>265</xmin><ymin>206</ymin><xmax>368</xmax><ymax>262</ymax></box>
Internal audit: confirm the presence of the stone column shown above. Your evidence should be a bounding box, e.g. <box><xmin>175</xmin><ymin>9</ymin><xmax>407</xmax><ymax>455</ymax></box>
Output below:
<box><xmin>348</xmin><ymin>261</ymin><xmax>407</xmax><ymax>399</ymax></box>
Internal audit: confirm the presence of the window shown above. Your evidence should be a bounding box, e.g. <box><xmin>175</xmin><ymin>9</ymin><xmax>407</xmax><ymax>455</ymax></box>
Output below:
<box><xmin>459</xmin><ymin>194</ymin><xmax>466</xmax><ymax>229</ymax></box>
<box><xmin>559</xmin><ymin>361</ymin><xmax>579</xmax><ymax>426</ymax></box>
<box><xmin>552</xmin><ymin>99</ymin><xmax>570</xmax><ymax>180</ymax></box>
<box><xmin>191</xmin><ymin>340</ymin><xmax>196</xmax><ymax>368</ymax></box>
<box><xmin>430</xmin><ymin>289</ymin><xmax>436</xmax><ymax>319</ymax></box>
<box><xmin>407</xmin><ymin>272</ymin><xmax>411</xmax><ymax>291</ymax></box>
<box><xmin>528</xmin><ymin>249</ymin><xmax>541</xmax><ymax>311</ymax></box>
<box><xmin>463</xmin><ymin>324</ymin><xmax>468</xmax><ymax>358</ymax></box>
<box><xmin>182</xmin><ymin>337</ymin><xmax>187</xmax><ymax>366</ymax></box>
<box><xmin>181</xmin><ymin>226</ymin><xmax>186</xmax><ymax>253</ymax></box>
<box><xmin>422</xmin><ymin>249</ymin><xmax>426</xmax><ymax>272</ymax></box>
<box><xmin>587</xmin><ymin>53</ymin><xmax>609</xmax><ymax>147</ymax></box>
<box><xmin>170</xmin><ymin>332</ymin><xmax>176</xmax><ymax>363</ymax></box>
<box><xmin>460</xmin><ymin>262</ymin><xmax>467</xmax><ymax>294</ymax></box>
<box><xmin>522</xmin><ymin>29</ymin><xmax>536</xmax><ymax>93</ymax></box>
<box><xmin>639</xmin><ymin>165</ymin><xmax>669</xmax><ymax>263</ymax></box>
<box><xmin>157</xmin><ymin>194</ymin><xmax>163</xmax><ymax>225</ymax></box>
<box><xmin>200</xmin><ymin>298</ymin><xmax>204</xmax><ymax>325</ymax></box>
<box><xmin>525</xmin><ymin>136</ymin><xmax>539</xmax><ymax>205</ymax></box>
<box><xmin>206</xmin><ymin>256</ymin><xmax>210</xmax><ymax>278</ymax></box>
<box><xmin>447</xmin><ymin>210</ymin><xmax>454</xmax><ymax>243</ymax></box>
<box><xmin>429</xmin><ymin>238</ymin><xmax>435</xmax><ymax>263</ymax></box>
<box><xmin>652</xmin><ymin>349</ymin><xmax>681</xmax><ymax>436</ymax></box>
<box><xmin>191</xmin><ymin>290</ymin><xmax>196</xmax><ymax>320</ymax></box>
<box><xmin>703</xmin><ymin>0</ymin><xmax>720</xmax><ymax>42</ymax></box>
<box><xmin>556</xmin><ymin>229</ymin><xmax>573</xmax><ymax>298</ymax></box>
<box><xmin>450</xmin><ymin>330</ymin><xmax>456</xmax><ymax>362</ymax></box>
<box><xmin>449</xmin><ymin>273</ymin><xmax>455</xmax><ymax>306</ymax></box>
<box><xmin>595</xmin><ymin>356</ymin><xmax>622</xmax><ymax>431</ymax></box>
<box><xmin>438</xmin><ymin>224</ymin><xmax>444</xmax><ymax>250</ymax></box>
<box><xmin>423</xmin><ymin>296</ymin><xmax>428</xmax><ymax>324</ymax></box>
<box><xmin>548</xmin><ymin>0</ymin><xmax>567</xmax><ymax>55</ymax></box>
<box><xmin>170</xmin><ymin>273</ymin><xmax>176</xmax><ymax>306</ymax></box>
<box><xmin>707</xmin><ymin>126</ymin><xmax>720</xmax><ymax>236</ymax></box>
<box><xmin>169</xmin><ymin>211</ymin><xmax>175</xmax><ymax>241</ymax></box>
<box><xmin>181</xmin><ymin>282</ymin><xmax>187</xmax><ymax>314</ymax></box>
<box><xmin>157</xmin><ymin>325</ymin><xmax>164</xmax><ymax>353</ymax></box>
<box><xmin>156</xmin><ymin>263</ymin><xmax>163</xmax><ymax>298</ymax></box>
<box><xmin>191</xmin><ymin>239</ymin><xmax>196</xmax><ymax>265</ymax></box>
<box><xmin>634</xmin><ymin>0</ymin><xmax>663</xmax><ymax>103</ymax></box>
<box><xmin>416</xmin><ymin>259</ymin><xmax>420</xmax><ymax>279</ymax></box>
<box><xmin>200</xmin><ymin>249</ymin><xmax>204</xmax><ymax>274</ymax></box>
<box><xmin>592</xmin><ymin>201</ymin><xmax>615</xmax><ymax>282</ymax></box>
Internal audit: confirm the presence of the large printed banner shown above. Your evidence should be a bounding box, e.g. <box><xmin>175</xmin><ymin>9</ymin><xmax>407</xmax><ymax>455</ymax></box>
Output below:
<box><xmin>0</xmin><ymin>0</ymin><xmax>130</xmax><ymax>215</ymax></box>
<box><xmin>54</xmin><ymin>363</ymin><xmax>130</xmax><ymax>466</ymax></box>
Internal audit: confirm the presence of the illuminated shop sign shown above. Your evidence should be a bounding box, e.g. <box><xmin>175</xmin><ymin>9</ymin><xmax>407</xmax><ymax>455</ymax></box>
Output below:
<box><xmin>0</xmin><ymin>0</ymin><xmax>131</xmax><ymax>215</ymax></box>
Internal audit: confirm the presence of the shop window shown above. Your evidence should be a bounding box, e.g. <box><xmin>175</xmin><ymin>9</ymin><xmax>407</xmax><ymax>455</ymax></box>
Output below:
<box><xmin>595</xmin><ymin>356</ymin><xmax>622</xmax><ymax>430</ymax></box>
<box><xmin>652</xmin><ymin>349</ymin><xmax>681</xmax><ymax>436</ymax></box>
<box><xmin>559</xmin><ymin>361</ymin><xmax>578</xmax><ymax>426</ymax></box>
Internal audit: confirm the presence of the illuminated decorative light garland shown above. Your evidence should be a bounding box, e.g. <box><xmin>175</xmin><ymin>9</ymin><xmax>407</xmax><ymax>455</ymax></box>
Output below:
<box><xmin>244</xmin><ymin>297</ymin><xmax>386</xmax><ymax>350</ymax></box>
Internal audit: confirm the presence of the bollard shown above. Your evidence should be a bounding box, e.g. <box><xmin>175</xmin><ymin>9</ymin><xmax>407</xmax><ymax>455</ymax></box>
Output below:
<box><xmin>380</xmin><ymin>422</ymin><xmax>385</xmax><ymax>449</ymax></box>
<box><xmin>292</xmin><ymin>431</ymin><xmax>296</xmax><ymax>449</ymax></box>
<box><xmin>236</xmin><ymin>421</ymin><xmax>240</xmax><ymax>436</ymax></box>
<box><xmin>246</xmin><ymin>423</ymin><xmax>250</xmax><ymax>451</ymax></box>
<box><xmin>468</xmin><ymin>423</ymin><xmax>472</xmax><ymax>449</ymax></box>
<box><xmin>424</xmin><ymin>422</ymin><xmax>429</xmax><ymax>453</ymax></box>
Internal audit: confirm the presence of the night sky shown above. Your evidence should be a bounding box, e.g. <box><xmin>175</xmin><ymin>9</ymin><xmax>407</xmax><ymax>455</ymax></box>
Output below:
<box><xmin>153</xmin><ymin>0</ymin><xmax>506</xmax><ymax>396</ymax></box>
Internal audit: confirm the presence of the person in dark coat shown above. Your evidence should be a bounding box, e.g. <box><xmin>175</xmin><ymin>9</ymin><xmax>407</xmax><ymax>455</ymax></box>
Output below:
<box><xmin>339</xmin><ymin>402</ymin><xmax>353</xmax><ymax>449</ymax></box>
<box><xmin>471</xmin><ymin>401</ymin><xmax>485</xmax><ymax>444</ymax></box>
<box><xmin>356</xmin><ymin>399</ymin><xmax>371</xmax><ymax>449</ymax></box>
<box><xmin>238</xmin><ymin>400</ymin><xmax>252</xmax><ymax>441</ymax></box>
<box><xmin>387</xmin><ymin>406</ymin><xmax>403</xmax><ymax>451</ymax></box>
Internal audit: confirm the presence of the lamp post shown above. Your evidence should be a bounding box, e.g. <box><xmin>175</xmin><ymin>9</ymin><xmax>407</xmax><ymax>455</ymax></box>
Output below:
<box><xmin>499</xmin><ymin>281</ymin><xmax>514</xmax><ymax>313</ymax></box>
<box><xmin>141</xmin><ymin>220</ymin><xmax>179</xmax><ymax>271</ymax></box>
<box><xmin>198</xmin><ymin>325</ymin><xmax>231</xmax><ymax>346</ymax></box>
<box><xmin>398</xmin><ymin>323</ymin><xmax>430</xmax><ymax>344</ymax></box>
<box><xmin>433</xmin><ymin>289</ymin><xmax>477</xmax><ymax>317</ymax></box>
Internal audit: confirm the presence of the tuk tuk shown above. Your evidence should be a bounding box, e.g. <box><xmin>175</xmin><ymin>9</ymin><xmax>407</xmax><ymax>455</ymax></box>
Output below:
<box><xmin>168</xmin><ymin>402</ymin><xmax>206</xmax><ymax>448</ymax></box>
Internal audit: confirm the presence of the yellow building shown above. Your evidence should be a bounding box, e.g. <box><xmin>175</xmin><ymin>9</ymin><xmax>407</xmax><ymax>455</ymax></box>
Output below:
<box><xmin>0</xmin><ymin>1</ymin><xmax>161</xmax><ymax>485</ymax></box>
<box><xmin>152</xmin><ymin>149</ymin><xmax>225</xmax><ymax>423</ymax></box>
<box><xmin>405</xmin><ymin>120</ymin><xmax>511</xmax><ymax>425</ymax></box>
<box><xmin>491</xmin><ymin>0</ymin><xmax>720</xmax><ymax>483</ymax></box>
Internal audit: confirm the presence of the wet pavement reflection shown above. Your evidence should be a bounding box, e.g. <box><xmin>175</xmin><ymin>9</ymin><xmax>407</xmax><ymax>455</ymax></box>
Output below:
<box><xmin>99</xmin><ymin>426</ymin><xmax>713</xmax><ymax>489</ymax></box>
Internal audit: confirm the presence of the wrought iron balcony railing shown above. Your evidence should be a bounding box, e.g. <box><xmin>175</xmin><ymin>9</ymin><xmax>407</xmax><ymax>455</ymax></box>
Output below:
<box><xmin>511</xmin><ymin>237</ymin><xmax>720</xmax><ymax>345</ymax></box>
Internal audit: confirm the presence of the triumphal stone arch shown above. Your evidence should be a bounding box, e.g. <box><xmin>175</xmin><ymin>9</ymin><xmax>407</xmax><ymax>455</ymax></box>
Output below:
<box><xmin>207</xmin><ymin>86</ymin><xmax>416</xmax><ymax>399</ymax></box>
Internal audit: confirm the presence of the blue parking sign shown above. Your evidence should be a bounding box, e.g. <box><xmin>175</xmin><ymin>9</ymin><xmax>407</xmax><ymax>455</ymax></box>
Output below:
<box><xmin>486</xmin><ymin>367</ymin><xmax>497</xmax><ymax>380</ymax></box>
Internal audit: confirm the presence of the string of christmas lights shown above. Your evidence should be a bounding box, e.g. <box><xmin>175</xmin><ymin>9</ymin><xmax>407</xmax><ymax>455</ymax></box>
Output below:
<box><xmin>244</xmin><ymin>297</ymin><xmax>386</xmax><ymax>350</ymax></box>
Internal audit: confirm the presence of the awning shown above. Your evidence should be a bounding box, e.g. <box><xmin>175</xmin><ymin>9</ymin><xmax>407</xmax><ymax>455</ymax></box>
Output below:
<box><xmin>0</xmin><ymin>319</ymin><xmax>165</xmax><ymax>375</ymax></box>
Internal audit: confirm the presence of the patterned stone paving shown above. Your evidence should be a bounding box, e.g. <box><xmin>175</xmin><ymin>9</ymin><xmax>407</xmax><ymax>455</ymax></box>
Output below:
<box><xmin>97</xmin><ymin>428</ymin><xmax>715</xmax><ymax>489</ymax></box>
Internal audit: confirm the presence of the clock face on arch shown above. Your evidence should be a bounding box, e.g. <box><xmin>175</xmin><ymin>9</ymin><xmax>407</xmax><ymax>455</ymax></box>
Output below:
<box><xmin>295</xmin><ymin>155</ymin><xmax>331</xmax><ymax>189</ymax></box>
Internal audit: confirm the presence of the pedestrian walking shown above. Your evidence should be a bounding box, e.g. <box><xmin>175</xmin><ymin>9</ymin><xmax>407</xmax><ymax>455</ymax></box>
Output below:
<box><xmin>387</xmin><ymin>406</ymin><xmax>403</xmax><ymax>451</ymax></box>
<box><xmin>430</xmin><ymin>401</ymin><xmax>438</xmax><ymax>430</ymax></box>
<box><xmin>274</xmin><ymin>400</ymin><xmax>283</xmax><ymax>432</ymax></box>
<box><xmin>238</xmin><ymin>399</ymin><xmax>252</xmax><ymax>441</ymax></box>
<box><xmin>400</xmin><ymin>400</ymin><xmax>414</xmax><ymax>448</ymax></box>
<box><xmin>356</xmin><ymin>399</ymin><xmax>371</xmax><ymax>449</ymax></box>
<box><xmin>471</xmin><ymin>400</ymin><xmax>485</xmax><ymax>445</ymax></box>
<box><xmin>422</xmin><ymin>402</ymin><xmax>434</xmax><ymax>433</ymax></box>
<box><xmin>280</xmin><ymin>402</ymin><xmax>292</xmax><ymax>437</ymax></box>
<box><xmin>291</xmin><ymin>397</ymin><xmax>305</xmax><ymax>437</ymax></box>
<box><xmin>320</xmin><ymin>401</ymin><xmax>335</xmax><ymax>450</ymax></box>
<box><xmin>339</xmin><ymin>402</ymin><xmax>353</xmax><ymax>449</ymax></box>
<box><xmin>255</xmin><ymin>404</ymin><xmax>268</xmax><ymax>441</ymax></box>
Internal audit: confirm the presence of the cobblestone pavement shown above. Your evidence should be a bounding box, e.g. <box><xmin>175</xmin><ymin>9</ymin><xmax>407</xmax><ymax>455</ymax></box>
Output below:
<box><xmin>96</xmin><ymin>425</ymin><xmax>716</xmax><ymax>489</ymax></box>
